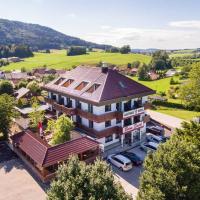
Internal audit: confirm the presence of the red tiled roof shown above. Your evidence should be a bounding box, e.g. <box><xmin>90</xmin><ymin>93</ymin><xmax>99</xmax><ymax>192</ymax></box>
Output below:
<box><xmin>11</xmin><ymin>130</ymin><xmax>99</xmax><ymax>167</ymax></box>
<box><xmin>43</xmin><ymin>66</ymin><xmax>155</xmax><ymax>105</ymax></box>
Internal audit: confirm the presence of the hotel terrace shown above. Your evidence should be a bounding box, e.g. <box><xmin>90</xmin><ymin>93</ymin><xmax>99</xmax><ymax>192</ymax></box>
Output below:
<box><xmin>43</xmin><ymin>65</ymin><xmax>155</xmax><ymax>148</ymax></box>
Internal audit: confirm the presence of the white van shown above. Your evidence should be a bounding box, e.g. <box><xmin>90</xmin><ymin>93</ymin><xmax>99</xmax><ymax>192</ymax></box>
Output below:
<box><xmin>107</xmin><ymin>154</ymin><xmax>132</xmax><ymax>171</ymax></box>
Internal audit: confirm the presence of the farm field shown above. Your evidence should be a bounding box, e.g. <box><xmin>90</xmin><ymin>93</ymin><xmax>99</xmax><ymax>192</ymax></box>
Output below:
<box><xmin>1</xmin><ymin>50</ymin><xmax>151</xmax><ymax>71</ymax></box>
<box><xmin>131</xmin><ymin>76</ymin><xmax>180</xmax><ymax>93</ymax></box>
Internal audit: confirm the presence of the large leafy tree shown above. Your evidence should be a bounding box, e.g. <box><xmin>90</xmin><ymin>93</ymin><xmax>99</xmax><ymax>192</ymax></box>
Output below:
<box><xmin>180</xmin><ymin>62</ymin><xmax>200</xmax><ymax>111</ymax></box>
<box><xmin>150</xmin><ymin>50</ymin><xmax>172</xmax><ymax>70</ymax></box>
<box><xmin>27</xmin><ymin>81</ymin><xmax>41</xmax><ymax>95</ymax></box>
<box><xmin>0</xmin><ymin>94</ymin><xmax>17</xmax><ymax>140</ymax></box>
<box><xmin>137</xmin><ymin>63</ymin><xmax>150</xmax><ymax>80</ymax></box>
<box><xmin>47</xmin><ymin>155</ymin><xmax>131</xmax><ymax>200</ymax></box>
<box><xmin>137</xmin><ymin>121</ymin><xmax>200</xmax><ymax>200</ymax></box>
<box><xmin>0</xmin><ymin>80</ymin><xmax>14</xmax><ymax>95</ymax></box>
<box><xmin>46</xmin><ymin>114</ymin><xmax>74</xmax><ymax>145</ymax></box>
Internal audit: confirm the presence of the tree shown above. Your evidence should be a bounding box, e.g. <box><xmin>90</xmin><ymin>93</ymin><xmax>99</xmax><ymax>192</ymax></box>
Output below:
<box><xmin>137</xmin><ymin>63</ymin><xmax>150</xmax><ymax>80</ymax></box>
<box><xmin>120</xmin><ymin>45</ymin><xmax>131</xmax><ymax>54</ymax></box>
<box><xmin>28</xmin><ymin>98</ymin><xmax>45</xmax><ymax>130</ymax></box>
<box><xmin>132</xmin><ymin>61</ymin><xmax>141</xmax><ymax>68</ymax></box>
<box><xmin>67</xmin><ymin>46</ymin><xmax>87</xmax><ymax>56</ymax></box>
<box><xmin>0</xmin><ymin>80</ymin><xmax>14</xmax><ymax>95</ymax></box>
<box><xmin>137</xmin><ymin>121</ymin><xmax>200</xmax><ymax>200</ymax></box>
<box><xmin>46</xmin><ymin>114</ymin><xmax>74</xmax><ymax>145</ymax></box>
<box><xmin>27</xmin><ymin>81</ymin><xmax>41</xmax><ymax>95</ymax></box>
<box><xmin>0</xmin><ymin>94</ymin><xmax>17</xmax><ymax>140</ymax></box>
<box><xmin>42</xmin><ymin>74</ymin><xmax>56</xmax><ymax>84</ymax></box>
<box><xmin>47</xmin><ymin>155</ymin><xmax>131</xmax><ymax>200</ymax></box>
<box><xmin>17</xmin><ymin>80</ymin><xmax>28</xmax><ymax>89</ymax></box>
<box><xmin>180</xmin><ymin>62</ymin><xmax>200</xmax><ymax>111</ymax></box>
<box><xmin>150</xmin><ymin>50</ymin><xmax>172</xmax><ymax>70</ymax></box>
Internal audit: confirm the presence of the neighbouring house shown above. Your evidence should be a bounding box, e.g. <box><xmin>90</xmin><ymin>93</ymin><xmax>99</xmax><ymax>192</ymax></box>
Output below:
<box><xmin>14</xmin><ymin>87</ymin><xmax>32</xmax><ymax>100</ymax></box>
<box><xmin>32</xmin><ymin>68</ymin><xmax>57</xmax><ymax>77</ymax></box>
<box><xmin>149</xmin><ymin>95</ymin><xmax>167</xmax><ymax>102</ymax></box>
<box><xmin>7</xmin><ymin>57</ymin><xmax>23</xmax><ymax>63</ymax></box>
<box><xmin>165</xmin><ymin>69</ymin><xmax>177</xmax><ymax>77</ymax></box>
<box><xmin>148</xmin><ymin>71</ymin><xmax>160</xmax><ymax>80</ymax></box>
<box><xmin>4</xmin><ymin>71</ymin><xmax>33</xmax><ymax>85</ymax></box>
<box><xmin>0</xmin><ymin>71</ymin><xmax>4</xmax><ymax>79</ymax></box>
<box><xmin>10</xmin><ymin>130</ymin><xmax>100</xmax><ymax>182</ymax></box>
<box><xmin>43</xmin><ymin>65</ymin><xmax>155</xmax><ymax>149</ymax></box>
<box><xmin>130</xmin><ymin>68</ymin><xmax>138</xmax><ymax>76</ymax></box>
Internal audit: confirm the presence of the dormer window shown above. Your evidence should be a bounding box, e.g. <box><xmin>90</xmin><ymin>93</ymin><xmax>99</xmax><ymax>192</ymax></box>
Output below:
<box><xmin>86</xmin><ymin>84</ymin><xmax>100</xmax><ymax>93</ymax></box>
<box><xmin>62</xmin><ymin>79</ymin><xmax>74</xmax><ymax>87</ymax></box>
<box><xmin>54</xmin><ymin>78</ymin><xmax>65</xmax><ymax>85</ymax></box>
<box><xmin>75</xmin><ymin>81</ymin><xmax>88</xmax><ymax>91</ymax></box>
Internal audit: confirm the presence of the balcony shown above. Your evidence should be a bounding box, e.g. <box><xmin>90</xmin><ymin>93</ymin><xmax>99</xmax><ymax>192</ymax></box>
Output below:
<box><xmin>123</xmin><ymin>107</ymin><xmax>144</xmax><ymax>118</ymax></box>
<box><xmin>76</xmin><ymin>123</ymin><xmax>123</xmax><ymax>138</ymax></box>
<box><xmin>45</xmin><ymin>97</ymin><xmax>76</xmax><ymax>116</ymax></box>
<box><xmin>123</xmin><ymin>121</ymin><xmax>144</xmax><ymax>134</ymax></box>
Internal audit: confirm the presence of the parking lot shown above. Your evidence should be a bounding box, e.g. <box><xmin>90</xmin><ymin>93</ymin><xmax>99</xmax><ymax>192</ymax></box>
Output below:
<box><xmin>0</xmin><ymin>142</ymin><xmax>47</xmax><ymax>200</ymax></box>
<box><xmin>108</xmin><ymin>146</ymin><xmax>147</xmax><ymax>199</ymax></box>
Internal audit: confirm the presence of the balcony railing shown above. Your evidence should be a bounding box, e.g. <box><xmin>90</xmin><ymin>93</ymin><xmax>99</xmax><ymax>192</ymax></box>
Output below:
<box><xmin>122</xmin><ymin>121</ymin><xmax>144</xmax><ymax>134</ymax></box>
<box><xmin>123</xmin><ymin>107</ymin><xmax>144</xmax><ymax>118</ymax></box>
<box><xmin>45</xmin><ymin>97</ymin><xmax>76</xmax><ymax>115</ymax></box>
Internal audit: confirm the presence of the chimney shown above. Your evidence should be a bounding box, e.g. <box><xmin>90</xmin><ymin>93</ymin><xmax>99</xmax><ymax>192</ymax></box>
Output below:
<box><xmin>101</xmin><ymin>62</ymin><xmax>108</xmax><ymax>73</ymax></box>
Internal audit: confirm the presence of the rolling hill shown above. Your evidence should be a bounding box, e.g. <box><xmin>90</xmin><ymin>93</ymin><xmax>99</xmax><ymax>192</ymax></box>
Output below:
<box><xmin>0</xmin><ymin>19</ymin><xmax>111</xmax><ymax>50</ymax></box>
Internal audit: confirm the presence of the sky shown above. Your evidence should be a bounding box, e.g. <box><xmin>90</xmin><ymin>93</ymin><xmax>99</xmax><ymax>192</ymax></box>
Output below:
<box><xmin>1</xmin><ymin>0</ymin><xmax>200</xmax><ymax>49</ymax></box>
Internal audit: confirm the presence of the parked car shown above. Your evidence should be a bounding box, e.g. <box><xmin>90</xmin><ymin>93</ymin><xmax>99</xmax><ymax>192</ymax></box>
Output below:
<box><xmin>146</xmin><ymin>133</ymin><xmax>163</xmax><ymax>143</ymax></box>
<box><xmin>140</xmin><ymin>142</ymin><xmax>159</xmax><ymax>153</ymax></box>
<box><xmin>107</xmin><ymin>154</ymin><xmax>132</xmax><ymax>171</ymax></box>
<box><xmin>120</xmin><ymin>151</ymin><xmax>143</xmax><ymax>165</ymax></box>
<box><xmin>146</xmin><ymin>125</ymin><xmax>164</xmax><ymax>135</ymax></box>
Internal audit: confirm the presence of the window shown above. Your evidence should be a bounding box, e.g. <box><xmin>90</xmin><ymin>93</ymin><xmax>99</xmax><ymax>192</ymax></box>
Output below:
<box><xmin>89</xmin><ymin>120</ymin><xmax>93</xmax><ymax>128</ymax></box>
<box><xmin>54</xmin><ymin>78</ymin><xmax>65</xmax><ymax>85</ymax></box>
<box><xmin>115</xmin><ymin>134</ymin><xmax>119</xmax><ymax>139</ymax></box>
<box><xmin>75</xmin><ymin>81</ymin><xmax>89</xmax><ymax>91</ymax></box>
<box><xmin>105</xmin><ymin>104</ymin><xmax>111</xmax><ymax>112</ymax></box>
<box><xmin>116</xmin><ymin>102</ymin><xmax>122</xmax><ymax>111</ymax></box>
<box><xmin>88</xmin><ymin>104</ymin><xmax>93</xmax><ymax>113</ymax></box>
<box><xmin>86</xmin><ymin>84</ymin><xmax>100</xmax><ymax>93</ymax></box>
<box><xmin>118</xmin><ymin>81</ymin><xmax>126</xmax><ymax>89</ymax></box>
<box><xmin>76</xmin><ymin>100</ymin><xmax>81</xmax><ymax>109</ymax></box>
<box><xmin>124</xmin><ymin>118</ymin><xmax>132</xmax><ymax>127</ymax></box>
<box><xmin>116</xmin><ymin>119</ymin><xmax>121</xmax><ymax>124</ymax></box>
<box><xmin>77</xmin><ymin>116</ymin><xmax>82</xmax><ymax>124</ymax></box>
<box><xmin>105</xmin><ymin>135</ymin><xmax>113</xmax><ymax>143</ymax></box>
<box><xmin>105</xmin><ymin>120</ymin><xmax>111</xmax><ymax>128</ymax></box>
<box><xmin>62</xmin><ymin>79</ymin><xmax>74</xmax><ymax>87</ymax></box>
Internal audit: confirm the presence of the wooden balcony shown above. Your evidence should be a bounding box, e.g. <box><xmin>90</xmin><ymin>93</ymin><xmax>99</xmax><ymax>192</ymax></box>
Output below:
<box><xmin>45</xmin><ymin>97</ymin><xmax>76</xmax><ymax>116</ymax></box>
<box><xmin>77</xmin><ymin>109</ymin><xmax>123</xmax><ymax>123</ymax></box>
<box><xmin>76</xmin><ymin>123</ymin><xmax>123</xmax><ymax>138</ymax></box>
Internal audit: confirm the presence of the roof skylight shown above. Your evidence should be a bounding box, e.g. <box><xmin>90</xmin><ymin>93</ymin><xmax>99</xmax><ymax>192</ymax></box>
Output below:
<box><xmin>75</xmin><ymin>81</ymin><xmax>89</xmax><ymax>91</ymax></box>
<box><xmin>86</xmin><ymin>84</ymin><xmax>100</xmax><ymax>93</ymax></box>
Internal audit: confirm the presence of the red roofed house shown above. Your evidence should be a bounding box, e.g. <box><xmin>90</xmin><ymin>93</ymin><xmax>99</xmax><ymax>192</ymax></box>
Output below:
<box><xmin>11</xmin><ymin>130</ymin><xmax>100</xmax><ymax>182</ymax></box>
<box><xmin>43</xmin><ymin>65</ymin><xmax>155</xmax><ymax>149</ymax></box>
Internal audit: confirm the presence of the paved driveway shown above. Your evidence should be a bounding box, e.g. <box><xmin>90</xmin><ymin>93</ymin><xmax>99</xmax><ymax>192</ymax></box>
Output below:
<box><xmin>147</xmin><ymin>109</ymin><xmax>185</xmax><ymax>129</ymax></box>
<box><xmin>0</xmin><ymin>142</ymin><xmax>47</xmax><ymax>200</ymax></box>
<box><xmin>109</xmin><ymin>146</ymin><xmax>147</xmax><ymax>199</ymax></box>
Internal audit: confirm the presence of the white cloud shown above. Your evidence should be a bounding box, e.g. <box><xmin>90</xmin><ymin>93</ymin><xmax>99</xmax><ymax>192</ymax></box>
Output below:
<box><xmin>169</xmin><ymin>20</ymin><xmax>200</xmax><ymax>29</ymax></box>
<box><xmin>100</xmin><ymin>25</ymin><xmax>111</xmax><ymax>30</ymax></box>
<box><xmin>77</xmin><ymin>27</ymin><xmax>200</xmax><ymax>49</ymax></box>
<box><xmin>67</xmin><ymin>13</ymin><xmax>77</xmax><ymax>18</ymax></box>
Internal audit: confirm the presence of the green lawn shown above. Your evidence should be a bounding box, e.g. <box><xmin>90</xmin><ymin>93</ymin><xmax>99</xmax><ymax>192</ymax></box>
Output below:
<box><xmin>1</xmin><ymin>50</ymin><xmax>151</xmax><ymax>71</ymax></box>
<box><xmin>131</xmin><ymin>76</ymin><xmax>199</xmax><ymax>120</ymax></box>
<box><xmin>131</xmin><ymin>76</ymin><xmax>180</xmax><ymax>93</ymax></box>
<box><xmin>155</xmin><ymin>106</ymin><xmax>199</xmax><ymax>121</ymax></box>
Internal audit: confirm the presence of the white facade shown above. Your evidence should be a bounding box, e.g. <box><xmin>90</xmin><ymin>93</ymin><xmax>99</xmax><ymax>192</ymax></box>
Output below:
<box><xmin>48</xmin><ymin>91</ymin><xmax>148</xmax><ymax>148</ymax></box>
